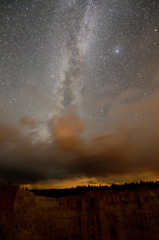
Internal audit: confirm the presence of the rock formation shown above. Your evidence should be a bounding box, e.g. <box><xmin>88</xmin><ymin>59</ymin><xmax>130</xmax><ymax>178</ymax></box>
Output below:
<box><xmin>0</xmin><ymin>183</ymin><xmax>159</xmax><ymax>239</ymax></box>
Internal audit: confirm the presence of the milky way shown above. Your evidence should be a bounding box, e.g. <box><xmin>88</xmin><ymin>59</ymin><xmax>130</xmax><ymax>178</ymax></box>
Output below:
<box><xmin>0</xmin><ymin>0</ymin><xmax>159</xmax><ymax>187</ymax></box>
<box><xmin>1</xmin><ymin>0</ymin><xmax>158</xmax><ymax>121</ymax></box>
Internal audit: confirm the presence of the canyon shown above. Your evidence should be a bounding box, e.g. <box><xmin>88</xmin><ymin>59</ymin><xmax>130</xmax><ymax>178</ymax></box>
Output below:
<box><xmin>0</xmin><ymin>182</ymin><xmax>159</xmax><ymax>239</ymax></box>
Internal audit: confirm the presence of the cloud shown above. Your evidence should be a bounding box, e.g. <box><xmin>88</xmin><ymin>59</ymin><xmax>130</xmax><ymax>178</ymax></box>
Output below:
<box><xmin>1</xmin><ymin>92</ymin><xmax>159</xmax><ymax>185</ymax></box>
<box><xmin>20</xmin><ymin>116</ymin><xmax>38</xmax><ymax>127</ymax></box>
<box><xmin>0</xmin><ymin>123</ymin><xmax>19</xmax><ymax>143</ymax></box>
<box><xmin>48</xmin><ymin>113</ymin><xmax>85</xmax><ymax>150</ymax></box>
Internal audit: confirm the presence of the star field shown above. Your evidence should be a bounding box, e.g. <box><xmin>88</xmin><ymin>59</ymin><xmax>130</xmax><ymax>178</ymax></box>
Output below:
<box><xmin>1</xmin><ymin>0</ymin><xmax>158</xmax><ymax>122</ymax></box>
<box><xmin>0</xmin><ymin>0</ymin><xmax>159</xmax><ymax>186</ymax></box>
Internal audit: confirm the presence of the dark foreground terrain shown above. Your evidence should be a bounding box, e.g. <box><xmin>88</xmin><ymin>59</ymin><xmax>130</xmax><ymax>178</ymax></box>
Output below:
<box><xmin>0</xmin><ymin>182</ymin><xmax>159</xmax><ymax>240</ymax></box>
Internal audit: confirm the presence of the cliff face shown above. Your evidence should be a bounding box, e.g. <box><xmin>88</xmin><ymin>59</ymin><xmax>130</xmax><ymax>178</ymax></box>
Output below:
<box><xmin>0</xmin><ymin>184</ymin><xmax>159</xmax><ymax>240</ymax></box>
<box><xmin>0</xmin><ymin>183</ymin><xmax>19</xmax><ymax>240</ymax></box>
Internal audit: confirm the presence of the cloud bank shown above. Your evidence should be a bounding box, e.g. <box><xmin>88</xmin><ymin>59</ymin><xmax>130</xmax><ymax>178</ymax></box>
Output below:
<box><xmin>0</xmin><ymin>92</ymin><xmax>159</xmax><ymax>185</ymax></box>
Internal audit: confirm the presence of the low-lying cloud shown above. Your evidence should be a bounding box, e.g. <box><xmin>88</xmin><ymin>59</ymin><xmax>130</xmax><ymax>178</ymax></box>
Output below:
<box><xmin>1</xmin><ymin>92</ymin><xmax>159</xmax><ymax>185</ymax></box>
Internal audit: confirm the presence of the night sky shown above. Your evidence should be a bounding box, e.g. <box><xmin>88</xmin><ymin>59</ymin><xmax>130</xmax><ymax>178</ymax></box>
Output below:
<box><xmin>0</xmin><ymin>0</ymin><xmax>159</xmax><ymax>188</ymax></box>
